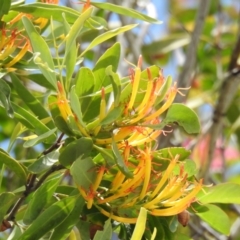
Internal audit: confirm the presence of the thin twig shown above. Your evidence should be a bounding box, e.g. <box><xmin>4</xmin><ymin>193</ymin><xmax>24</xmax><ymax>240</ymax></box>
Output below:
<box><xmin>175</xmin><ymin>0</ymin><xmax>211</xmax><ymax>103</ymax></box>
<box><xmin>5</xmin><ymin>133</ymin><xmax>65</xmax><ymax>222</ymax></box>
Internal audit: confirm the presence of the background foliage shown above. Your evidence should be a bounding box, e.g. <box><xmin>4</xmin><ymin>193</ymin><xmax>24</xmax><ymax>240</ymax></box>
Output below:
<box><xmin>1</xmin><ymin>0</ymin><xmax>240</xmax><ymax>239</ymax></box>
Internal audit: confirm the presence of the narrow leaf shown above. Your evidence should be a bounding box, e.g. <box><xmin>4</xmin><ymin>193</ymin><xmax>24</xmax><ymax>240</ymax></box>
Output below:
<box><xmin>28</xmin><ymin>150</ymin><xmax>59</xmax><ymax>174</ymax></box>
<box><xmin>50</xmin><ymin>196</ymin><xmax>85</xmax><ymax>240</ymax></box>
<box><xmin>90</xmin><ymin>1</ymin><xmax>162</xmax><ymax>24</ymax></box>
<box><xmin>23</xmin><ymin>176</ymin><xmax>61</xmax><ymax>225</ymax></box>
<box><xmin>22</xmin><ymin>16</ymin><xmax>57</xmax><ymax>89</ymax></box>
<box><xmin>10</xmin><ymin>73</ymin><xmax>54</xmax><ymax>129</ymax></box>
<box><xmin>23</xmin><ymin>128</ymin><xmax>57</xmax><ymax>148</ymax></box>
<box><xmin>0</xmin><ymin>79</ymin><xmax>13</xmax><ymax>118</ymax></box>
<box><xmin>112</xmin><ymin>139</ymin><xmax>133</xmax><ymax>178</ymax></box>
<box><xmin>0</xmin><ymin>193</ymin><xmax>16</xmax><ymax>224</ymax></box>
<box><xmin>65</xmin><ymin>7</ymin><xmax>93</xmax><ymax>58</ymax></box>
<box><xmin>131</xmin><ymin>208</ymin><xmax>148</xmax><ymax>240</ymax></box>
<box><xmin>80</xmin><ymin>24</ymin><xmax>137</xmax><ymax>57</ymax></box>
<box><xmin>0</xmin><ymin>150</ymin><xmax>26</xmax><ymax>181</ymax></box>
<box><xmin>19</xmin><ymin>195</ymin><xmax>77</xmax><ymax>240</ymax></box>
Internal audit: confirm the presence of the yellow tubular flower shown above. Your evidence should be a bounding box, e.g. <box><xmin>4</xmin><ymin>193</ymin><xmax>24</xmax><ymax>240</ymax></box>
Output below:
<box><xmin>57</xmin><ymin>81</ymin><xmax>73</xmax><ymax>121</ymax></box>
<box><xmin>150</xmin><ymin>180</ymin><xmax>203</xmax><ymax>216</ymax></box>
<box><xmin>5</xmin><ymin>42</ymin><xmax>29</xmax><ymax>67</ymax></box>
<box><xmin>144</xmin><ymin>82</ymin><xmax>178</xmax><ymax>122</ymax></box>
<box><xmin>97</xmin><ymin>207</ymin><xmax>137</xmax><ymax>224</ymax></box>
<box><xmin>129</xmin><ymin>73</ymin><xmax>164</xmax><ymax>124</ymax></box>
<box><xmin>139</xmin><ymin>146</ymin><xmax>152</xmax><ymax>200</ymax></box>
<box><xmin>149</xmin><ymin>154</ymin><xmax>179</xmax><ymax>200</ymax></box>
<box><xmin>127</xmin><ymin>55</ymin><xmax>142</xmax><ymax>111</ymax></box>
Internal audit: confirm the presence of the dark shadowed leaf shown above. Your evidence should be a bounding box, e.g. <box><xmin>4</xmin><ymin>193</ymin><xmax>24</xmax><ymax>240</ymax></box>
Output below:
<box><xmin>19</xmin><ymin>195</ymin><xmax>77</xmax><ymax>240</ymax></box>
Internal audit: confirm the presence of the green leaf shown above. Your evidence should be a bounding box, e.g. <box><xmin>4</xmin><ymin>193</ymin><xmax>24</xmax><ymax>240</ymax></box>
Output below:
<box><xmin>23</xmin><ymin>128</ymin><xmax>57</xmax><ymax>148</ymax></box>
<box><xmin>7</xmin><ymin>123</ymin><xmax>26</xmax><ymax>152</ymax></box>
<box><xmin>100</xmin><ymin>107</ymin><xmax>122</xmax><ymax>125</ymax></box>
<box><xmin>23</xmin><ymin>176</ymin><xmax>61</xmax><ymax>225</ymax></box>
<box><xmin>197</xmin><ymin>183</ymin><xmax>240</xmax><ymax>204</ymax></box>
<box><xmin>65</xmin><ymin>7</ymin><xmax>93</xmax><ymax>59</ymax></box>
<box><xmin>10</xmin><ymin>73</ymin><xmax>54</xmax><ymax>129</ymax></box>
<box><xmin>0</xmin><ymin>0</ymin><xmax>11</xmax><ymax>19</ymax></box>
<box><xmin>153</xmin><ymin>147</ymin><xmax>191</xmax><ymax>172</ymax></box>
<box><xmin>59</xmin><ymin>137</ymin><xmax>93</xmax><ymax>167</ymax></box>
<box><xmin>105</xmin><ymin>65</ymin><xmax>121</xmax><ymax>107</ymax></box>
<box><xmin>0</xmin><ymin>150</ymin><xmax>27</xmax><ymax>181</ymax></box>
<box><xmin>90</xmin><ymin>1</ymin><xmax>162</xmax><ymax>24</ymax></box>
<box><xmin>131</xmin><ymin>208</ymin><xmax>148</xmax><ymax>240</ymax></box>
<box><xmin>12</xmin><ymin>102</ymin><xmax>56</xmax><ymax>144</ymax></box>
<box><xmin>173</xmin><ymin>159</ymin><xmax>197</xmax><ymax>178</ymax></box>
<box><xmin>50</xmin><ymin>196</ymin><xmax>85</xmax><ymax>240</ymax></box>
<box><xmin>22</xmin><ymin>16</ymin><xmax>57</xmax><ymax>89</ymax></box>
<box><xmin>70</xmin><ymin>86</ymin><xmax>85</xmax><ymax>128</ymax></box>
<box><xmin>93</xmin><ymin>219</ymin><xmax>112</xmax><ymax>240</ymax></box>
<box><xmin>155</xmin><ymin>76</ymin><xmax>172</xmax><ymax>105</ymax></box>
<box><xmin>112</xmin><ymin>139</ymin><xmax>133</xmax><ymax>178</ymax></box>
<box><xmin>196</xmin><ymin>204</ymin><xmax>230</xmax><ymax>235</ymax></box>
<box><xmin>19</xmin><ymin>195</ymin><xmax>77</xmax><ymax>240</ymax></box>
<box><xmin>62</xmin><ymin>13</ymin><xmax>77</xmax><ymax>92</ymax></box>
<box><xmin>70</xmin><ymin>157</ymin><xmax>95</xmax><ymax>189</ymax></box>
<box><xmin>12</xmin><ymin>3</ymin><xmax>80</xmax><ymax>24</ymax></box>
<box><xmin>83</xmin><ymin>43</ymin><xmax>120</xmax><ymax>121</ymax></box>
<box><xmin>93</xmin><ymin>42</ymin><xmax>120</xmax><ymax>90</ymax></box>
<box><xmin>80</xmin><ymin>25</ymin><xmax>137</xmax><ymax>57</ymax></box>
<box><xmin>0</xmin><ymin>79</ymin><xmax>13</xmax><ymax>118</ymax></box>
<box><xmin>93</xmin><ymin>145</ymin><xmax>115</xmax><ymax>166</ymax></box>
<box><xmin>28</xmin><ymin>150</ymin><xmax>59</xmax><ymax>174</ymax></box>
<box><xmin>146</xmin><ymin>103</ymin><xmax>201</xmax><ymax>134</ymax></box>
<box><xmin>0</xmin><ymin>193</ymin><xmax>16</xmax><ymax>224</ymax></box>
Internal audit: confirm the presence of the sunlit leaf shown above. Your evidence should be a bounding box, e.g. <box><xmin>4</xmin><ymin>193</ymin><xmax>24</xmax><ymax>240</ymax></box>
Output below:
<box><xmin>197</xmin><ymin>183</ymin><xmax>240</xmax><ymax>204</ymax></box>
<box><xmin>22</xmin><ymin>16</ymin><xmax>57</xmax><ymax>89</ymax></box>
<box><xmin>145</xmin><ymin>104</ymin><xmax>201</xmax><ymax>134</ymax></box>
<box><xmin>10</xmin><ymin>73</ymin><xmax>54</xmax><ymax>129</ymax></box>
<box><xmin>90</xmin><ymin>1</ymin><xmax>162</xmax><ymax>24</ymax></box>
<box><xmin>131</xmin><ymin>208</ymin><xmax>148</xmax><ymax>240</ymax></box>
<box><xmin>196</xmin><ymin>204</ymin><xmax>230</xmax><ymax>235</ymax></box>
<box><xmin>23</xmin><ymin>128</ymin><xmax>57</xmax><ymax>148</ymax></box>
<box><xmin>80</xmin><ymin>25</ymin><xmax>137</xmax><ymax>57</ymax></box>
<box><xmin>28</xmin><ymin>150</ymin><xmax>60</xmax><ymax>174</ymax></box>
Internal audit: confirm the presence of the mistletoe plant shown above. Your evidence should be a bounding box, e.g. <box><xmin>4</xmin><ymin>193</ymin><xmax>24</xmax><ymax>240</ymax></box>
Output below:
<box><xmin>0</xmin><ymin>1</ymin><xmax>240</xmax><ymax>240</ymax></box>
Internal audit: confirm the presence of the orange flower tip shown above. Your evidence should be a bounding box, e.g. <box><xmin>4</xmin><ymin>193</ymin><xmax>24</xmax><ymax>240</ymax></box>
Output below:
<box><xmin>101</xmin><ymin>87</ymin><xmax>105</xmax><ymax>99</ymax></box>
<box><xmin>57</xmin><ymin>81</ymin><xmax>63</xmax><ymax>93</ymax></box>
<box><xmin>147</xmin><ymin>68</ymin><xmax>152</xmax><ymax>81</ymax></box>
<box><xmin>137</xmin><ymin>55</ymin><xmax>142</xmax><ymax>68</ymax></box>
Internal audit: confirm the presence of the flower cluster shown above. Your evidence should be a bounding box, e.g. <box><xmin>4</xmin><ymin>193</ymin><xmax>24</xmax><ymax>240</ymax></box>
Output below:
<box><xmin>56</xmin><ymin>56</ymin><xmax>203</xmax><ymax>223</ymax></box>
<box><xmin>0</xmin><ymin>27</ymin><xmax>30</xmax><ymax>70</ymax></box>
